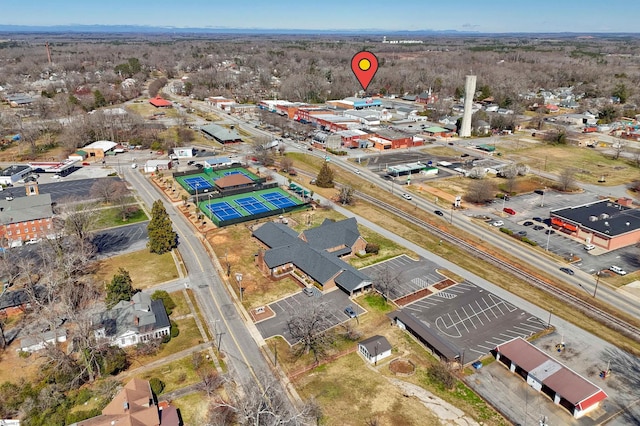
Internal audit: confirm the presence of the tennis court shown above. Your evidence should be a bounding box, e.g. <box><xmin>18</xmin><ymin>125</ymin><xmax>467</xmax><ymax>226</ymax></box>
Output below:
<box><xmin>219</xmin><ymin>169</ymin><xmax>253</xmax><ymax>180</ymax></box>
<box><xmin>261</xmin><ymin>192</ymin><xmax>299</xmax><ymax>208</ymax></box>
<box><xmin>206</xmin><ymin>201</ymin><xmax>243</xmax><ymax>221</ymax></box>
<box><xmin>235</xmin><ymin>196</ymin><xmax>271</xmax><ymax>214</ymax></box>
<box><xmin>182</xmin><ymin>176</ymin><xmax>215</xmax><ymax>191</ymax></box>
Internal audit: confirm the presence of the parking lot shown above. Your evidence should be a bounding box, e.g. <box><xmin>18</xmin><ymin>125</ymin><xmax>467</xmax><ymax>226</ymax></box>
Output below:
<box><xmin>483</xmin><ymin>190</ymin><xmax>640</xmax><ymax>275</ymax></box>
<box><xmin>256</xmin><ymin>288</ymin><xmax>363</xmax><ymax>345</ymax></box>
<box><xmin>404</xmin><ymin>281</ymin><xmax>548</xmax><ymax>359</ymax></box>
<box><xmin>361</xmin><ymin>255</ymin><xmax>444</xmax><ymax>300</ymax></box>
<box><xmin>92</xmin><ymin>222</ymin><xmax>149</xmax><ymax>256</ymax></box>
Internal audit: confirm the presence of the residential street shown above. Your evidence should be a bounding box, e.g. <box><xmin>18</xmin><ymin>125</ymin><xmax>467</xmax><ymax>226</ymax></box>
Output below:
<box><xmin>122</xmin><ymin>166</ymin><xmax>302</xmax><ymax>406</ymax></box>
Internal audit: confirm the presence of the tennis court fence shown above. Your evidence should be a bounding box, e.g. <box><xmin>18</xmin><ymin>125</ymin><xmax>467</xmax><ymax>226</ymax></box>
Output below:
<box><xmin>203</xmin><ymin>202</ymin><xmax>310</xmax><ymax>227</ymax></box>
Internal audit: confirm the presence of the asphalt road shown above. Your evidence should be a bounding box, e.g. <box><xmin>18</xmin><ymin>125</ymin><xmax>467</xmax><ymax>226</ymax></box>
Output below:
<box><xmin>286</xmin><ymin>146</ymin><xmax>640</xmax><ymax>320</ymax></box>
<box><xmin>122</xmin><ymin>165</ymin><xmax>294</xmax><ymax>399</ymax></box>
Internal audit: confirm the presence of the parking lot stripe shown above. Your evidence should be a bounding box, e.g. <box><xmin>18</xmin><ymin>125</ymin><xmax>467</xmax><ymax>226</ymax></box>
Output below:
<box><xmin>476</xmin><ymin>300</ymin><xmax>493</xmax><ymax>321</ymax></box>
<box><xmin>461</xmin><ymin>306</ymin><xmax>479</xmax><ymax>328</ymax></box>
<box><xmin>453</xmin><ymin>311</ymin><xmax>469</xmax><ymax>333</ymax></box>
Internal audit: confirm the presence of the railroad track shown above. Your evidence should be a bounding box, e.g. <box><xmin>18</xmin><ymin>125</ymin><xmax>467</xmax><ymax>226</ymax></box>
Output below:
<box><xmin>355</xmin><ymin>191</ymin><xmax>640</xmax><ymax>341</ymax></box>
<box><xmin>285</xmin><ymin>161</ymin><xmax>640</xmax><ymax>340</ymax></box>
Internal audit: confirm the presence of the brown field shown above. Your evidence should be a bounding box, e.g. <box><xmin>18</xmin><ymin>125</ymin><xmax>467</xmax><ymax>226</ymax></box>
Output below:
<box><xmin>93</xmin><ymin>249</ymin><xmax>179</xmax><ymax>290</ymax></box>
<box><xmin>297</xmin><ymin>352</ymin><xmax>443</xmax><ymax>426</ymax></box>
<box><xmin>0</xmin><ymin>343</ymin><xmax>44</xmax><ymax>384</ymax></box>
<box><xmin>499</xmin><ymin>137</ymin><xmax>640</xmax><ymax>186</ymax></box>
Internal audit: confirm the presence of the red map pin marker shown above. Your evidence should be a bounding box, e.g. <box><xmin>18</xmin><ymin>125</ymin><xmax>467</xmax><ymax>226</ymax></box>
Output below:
<box><xmin>351</xmin><ymin>51</ymin><xmax>379</xmax><ymax>91</ymax></box>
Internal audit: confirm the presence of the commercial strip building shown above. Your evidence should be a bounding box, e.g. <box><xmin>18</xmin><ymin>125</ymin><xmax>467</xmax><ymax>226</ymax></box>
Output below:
<box><xmin>493</xmin><ymin>337</ymin><xmax>607</xmax><ymax>419</ymax></box>
<box><xmin>550</xmin><ymin>198</ymin><xmax>640</xmax><ymax>250</ymax></box>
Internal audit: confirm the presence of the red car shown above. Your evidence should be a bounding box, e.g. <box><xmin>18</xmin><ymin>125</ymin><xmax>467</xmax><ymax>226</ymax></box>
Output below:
<box><xmin>82</xmin><ymin>162</ymin><xmax>90</xmax><ymax>166</ymax></box>
<box><xmin>503</xmin><ymin>207</ymin><xmax>516</xmax><ymax>215</ymax></box>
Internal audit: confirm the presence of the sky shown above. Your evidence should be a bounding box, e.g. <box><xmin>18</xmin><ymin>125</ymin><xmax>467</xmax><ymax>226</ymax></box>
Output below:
<box><xmin>2</xmin><ymin>0</ymin><xmax>639</xmax><ymax>33</ymax></box>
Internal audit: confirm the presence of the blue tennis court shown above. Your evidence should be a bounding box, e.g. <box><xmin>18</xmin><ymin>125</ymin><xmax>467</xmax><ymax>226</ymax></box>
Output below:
<box><xmin>261</xmin><ymin>192</ymin><xmax>298</xmax><ymax>208</ymax></box>
<box><xmin>235</xmin><ymin>196</ymin><xmax>270</xmax><ymax>214</ymax></box>
<box><xmin>183</xmin><ymin>176</ymin><xmax>214</xmax><ymax>191</ymax></box>
<box><xmin>207</xmin><ymin>202</ymin><xmax>242</xmax><ymax>220</ymax></box>
<box><xmin>221</xmin><ymin>170</ymin><xmax>252</xmax><ymax>178</ymax></box>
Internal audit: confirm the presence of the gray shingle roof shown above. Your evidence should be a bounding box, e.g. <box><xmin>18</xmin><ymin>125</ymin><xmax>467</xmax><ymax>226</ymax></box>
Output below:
<box><xmin>93</xmin><ymin>292</ymin><xmax>169</xmax><ymax>338</ymax></box>
<box><xmin>302</xmin><ymin>217</ymin><xmax>360</xmax><ymax>252</ymax></box>
<box><xmin>0</xmin><ymin>193</ymin><xmax>52</xmax><ymax>224</ymax></box>
<box><xmin>253</xmin><ymin>219</ymin><xmax>371</xmax><ymax>292</ymax></box>
<box><xmin>359</xmin><ymin>335</ymin><xmax>392</xmax><ymax>354</ymax></box>
<box><xmin>253</xmin><ymin>222</ymin><xmax>300</xmax><ymax>248</ymax></box>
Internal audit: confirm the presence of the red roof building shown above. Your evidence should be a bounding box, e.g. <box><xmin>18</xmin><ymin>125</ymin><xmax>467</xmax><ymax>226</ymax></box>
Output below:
<box><xmin>493</xmin><ymin>337</ymin><xmax>607</xmax><ymax>418</ymax></box>
<box><xmin>149</xmin><ymin>96</ymin><xmax>172</xmax><ymax>108</ymax></box>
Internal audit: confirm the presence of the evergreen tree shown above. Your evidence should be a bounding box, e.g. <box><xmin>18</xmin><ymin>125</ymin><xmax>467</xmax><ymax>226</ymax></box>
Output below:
<box><xmin>106</xmin><ymin>268</ymin><xmax>134</xmax><ymax>308</ymax></box>
<box><xmin>151</xmin><ymin>290</ymin><xmax>176</xmax><ymax>316</ymax></box>
<box><xmin>315</xmin><ymin>162</ymin><xmax>334</xmax><ymax>188</ymax></box>
<box><xmin>93</xmin><ymin>90</ymin><xmax>107</xmax><ymax>109</ymax></box>
<box><xmin>147</xmin><ymin>200</ymin><xmax>178</xmax><ymax>254</ymax></box>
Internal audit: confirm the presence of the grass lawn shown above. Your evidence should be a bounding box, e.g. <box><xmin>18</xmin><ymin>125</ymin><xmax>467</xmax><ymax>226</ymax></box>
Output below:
<box><xmin>93</xmin><ymin>249</ymin><xmax>179</xmax><ymax>289</ymax></box>
<box><xmin>266</xmin><ymin>151</ymin><xmax>640</xmax><ymax>356</ymax></box>
<box><xmin>92</xmin><ymin>206</ymin><xmax>148</xmax><ymax>229</ymax></box>
<box><xmin>499</xmin><ymin>137</ymin><xmax>640</xmax><ymax>186</ymax></box>
<box><xmin>139</xmin><ymin>353</ymin><xmax>205</xmax><ymax>394</ymax></box>
<box><xmin>172</xmin><ymin>392</ymin><xmax>210</xmax><ymax>425</ymax></box>
<box><xmin>296</xmin><ymin>352</ymin><xmax>443</xmax><ymax>426</ymax></box>
<box><xmin>128</xmin><ymin>316</ymin><xmax>204</xmax><ymax>368</ymax></box>
<box><xmin>205</xmin><ymin>207</ymin><xmax>412</xmax><ymax>311</ymax></box>
<box><xmin>170</xmin><ymin>290</ymin><xmax>191</xmax><ymax>317</ymax></box>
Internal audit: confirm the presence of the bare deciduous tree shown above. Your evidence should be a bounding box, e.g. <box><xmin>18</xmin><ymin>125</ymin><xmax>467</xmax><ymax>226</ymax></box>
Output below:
<box><xmin>558</xmin><ymin>168</ymin><xmax>577</xmax><ymax>192</ymax></box>
<box><xmin>465</xmin><ymin>178</ymin><xmax>496</xmax><ymax>204</ymax></box>
<box><xmin>287</xmin><ymin>301</ymin><xmax>334</xmax><ymax>362</ymax></box>
<box><xmin>337</xmin><ymin>186</ymin><xmax>355</xmax><ymax>206</ymax></box>
<box><xmin>209</xmin><ymin>374</ymin><xmax>318</xmax><ymax>426</ymax></box>
<box><xmin>373</xmin><ymin>266</ymin><xmax>402</xmax><ymax>302</ymax></box>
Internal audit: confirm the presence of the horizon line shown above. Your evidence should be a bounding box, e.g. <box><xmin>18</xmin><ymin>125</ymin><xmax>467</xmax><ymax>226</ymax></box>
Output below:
<box><xmin>0</xmin><ymin>24</ymin><xmax>638</xmax><ymax>36</ymax></box>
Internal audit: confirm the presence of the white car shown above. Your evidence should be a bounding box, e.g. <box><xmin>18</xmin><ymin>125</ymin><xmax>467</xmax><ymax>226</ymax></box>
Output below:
<box><xmin>492</xmin><ymin>220</ymin><xmax>504</xmax><ymax>227</ymax></box>
<box><xmin>354</xmin><ymin>169</ymin><xmax>361</xmax><ymax>175</ymax></box>
<box><xmin>584</xmin><ymin>244</ymin><xmax>596</xmax><ymax>251</ymax></box>
<box><xmin>401</xmin><ymin>193</ymin><xmax>412</xmax><ymax>200</ymax></box>
<box><xmin>609</xmin><ymin>266</ymin><xmax>627</xmax><ymax>275</ymax></box>
<box><xmin>51</xmin><ymin>175</ymin><xmax>61</xmax><ymax>180</ymax></box>
<box><xmin>25</xmin><ymin>238</ymin><xmax>41</xmax><ymax>245</ymax></box>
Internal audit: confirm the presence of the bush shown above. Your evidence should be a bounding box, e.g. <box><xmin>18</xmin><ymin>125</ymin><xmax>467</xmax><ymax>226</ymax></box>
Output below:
<box><xmin>427</xmin><ymin>363</ymin><xmax>456</xmax><ymax>390</ymax></box>
<box><xmin>365</xmin><ymin>242</ymin><xmax>380</xmax><ymax>254</ymax></box>
<box><xmin>151</xmin><ymin>290</ymin><xmax>176</xmax><ymax>316</ymax></box>
<box><xmin>170</xmin><ymin>320</ymin><xmax>180</xmax><ymax>338</ymax></box>
<box><xmin>521</xmin><ymin>237</ymin><xmax>538</xmax><ymax>246</ymax></box>
<box><xmin>66</xmin><ymin>408</ymin><xmax>102</xmax><ymax>424</ymax></box>
<box><xmin>149</xmin><ymin>377</ymin><xmax>165</xmax><ymax>395</ymax></box>
<box><xmin>499</xmin><ymin>227</ymin><xmax>512</xmax><ymax>235</ymax></box>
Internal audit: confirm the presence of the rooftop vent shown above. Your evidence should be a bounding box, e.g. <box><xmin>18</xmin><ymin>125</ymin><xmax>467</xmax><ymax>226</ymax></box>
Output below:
<box><xmin>604</xmin><ymin>221</ymin><xmax>609</xmax><ymax>226</ymax></box>
<box><xmin>589</xmin><ymin>216</ymin><xmax>598</xmax><ymax>222</ymax></box>
<box><xmin>600</xmin><ymin>213</ymin><xmax>609</xmax><ymax>220</ymax></box>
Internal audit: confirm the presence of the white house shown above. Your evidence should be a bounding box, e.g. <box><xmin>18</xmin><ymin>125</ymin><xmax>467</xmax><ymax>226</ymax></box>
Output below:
<box><xmin>173</xmin><ymin>147</ymin><xmax>195</xmax><ymax>158</ymax></box>
<box><xmin>92</xmin><ymin>292</ymin><xmax>171</xmax><ymax>348</ymax></box>
<box><xmin>18</xmin><ymin>329</ymin><xmax>67</xmax><ymax>353</ymax></box>
<box><xmin>358</xmin><ymin>335</ymin><xmax>392</xmax><ymax>364</ymax></box>
<box><xmin>144</xmin><ymin>159</ymin><xmax>173</xmax><ymax>173</ymax></box>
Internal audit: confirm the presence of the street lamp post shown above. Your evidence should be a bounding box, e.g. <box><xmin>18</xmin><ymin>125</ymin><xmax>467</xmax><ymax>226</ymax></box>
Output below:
<box><xmin>235</xmin><ymin>273</ymin><xmax>243</xmax><ymax>302</ymax></box>
<box><xmin>593</xmin><ymin>271</ymin><xmax>601</xmax><ymax>298</ymax></box>
<box><xmin>547</xmin><ymin>308</ymin><xmax>553</xmax><ymax>328</ymax></box>
<box><xmin>546</xmin><ymin>228</ymin><xmax>552</xmax><ymax>251</ymax></box>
